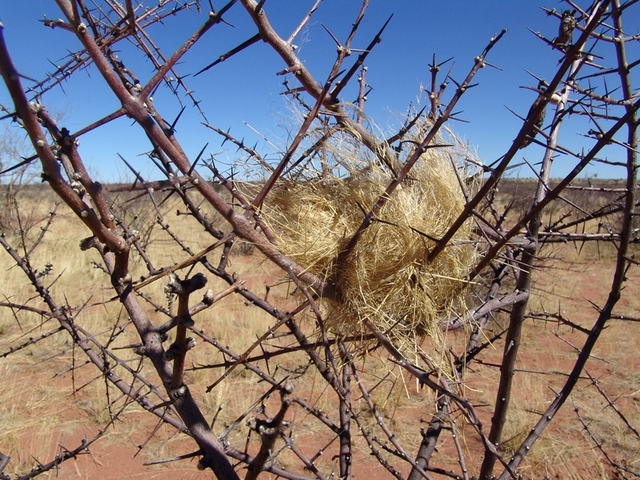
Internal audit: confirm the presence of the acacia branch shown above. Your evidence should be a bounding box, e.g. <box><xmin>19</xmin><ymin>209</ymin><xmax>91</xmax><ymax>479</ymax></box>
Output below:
<box><xmin>497</xmin><ymin>7</ymin><xmax>638</xmax><ymax>478</ymax></box>
<box><xmin>430</xmin><ymin>1</ymin><xmax>609</xmax><ymax>263</ymax></box>
<box><xmin>336</xmin><ymin>30</ymin><xmax>506</xmax><ymax>273</ymax></box>
<box><xmin>53</xmin><ymin>0</ymin><xmax>334</xmax><ymax>300</ymax></box>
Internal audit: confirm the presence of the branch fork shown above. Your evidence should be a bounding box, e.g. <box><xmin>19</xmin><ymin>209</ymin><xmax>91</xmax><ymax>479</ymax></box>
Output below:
<box><xmin>164</xmin><ymin>272</ymin><xmax>207</xmax><ymax>391</ymax></box>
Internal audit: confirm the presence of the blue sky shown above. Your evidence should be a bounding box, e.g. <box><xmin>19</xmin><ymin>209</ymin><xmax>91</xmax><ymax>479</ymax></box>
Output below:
<box><xmin>1</xmin><ymin>1</ymin><xmax>639</xmax><ymax>182</ymax></box>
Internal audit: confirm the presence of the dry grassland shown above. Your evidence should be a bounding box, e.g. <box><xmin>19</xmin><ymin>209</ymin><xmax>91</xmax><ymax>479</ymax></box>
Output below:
<box><xmin>0</xmin><ymin>182</ymin><xmax>638</xmax><ymax>479</ymax></box>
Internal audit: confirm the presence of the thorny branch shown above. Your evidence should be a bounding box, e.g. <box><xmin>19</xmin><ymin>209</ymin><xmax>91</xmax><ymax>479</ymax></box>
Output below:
<box><xmin>1</xmin><ymin>1</ymin><xmax>639</xmax><ymax>479</ymax></box>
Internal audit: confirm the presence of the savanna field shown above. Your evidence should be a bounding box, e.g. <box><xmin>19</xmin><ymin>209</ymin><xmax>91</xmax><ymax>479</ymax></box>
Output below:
<box><xmin>1</xmin><ymin>1</ymin><xmax>639</xmax><ymax>478</ymax></box>
<box><xmin>1</xmin><ymin>181</ymin><xmax>638</xmax><ymax>479</ymax></box>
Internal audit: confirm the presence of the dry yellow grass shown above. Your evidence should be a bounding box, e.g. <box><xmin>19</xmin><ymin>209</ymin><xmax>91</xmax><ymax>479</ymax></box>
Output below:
<box><xmin>0</xmin><ymin>186</ymin><xmax>282</xmax><ymax>477</ymax></box>
<box><xmin>1</xmin><ymin>183</ymin><xmax>639</xmax><ymax>479</ymax></box>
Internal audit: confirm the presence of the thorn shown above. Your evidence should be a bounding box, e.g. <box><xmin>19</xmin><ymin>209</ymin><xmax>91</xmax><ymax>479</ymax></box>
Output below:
<box><xmin>189</xmin><ymin>143</ymin><xmax>208</xmax><ymax>175</ymax></box>
<box><xmin>194</xmin><ymin>34</ymin><xmax>261</xmax><ymax>76</ymax></box>
<box><xmin>0</xmin><ymin>154</ymin><xmax>38</xmax><ymax>175</ymax></box>
<box><xmin>118</xmin><ymin>153</ymin><xmax>145</xmax><ymax>188</ymax></box>
<box><xmin>320</xmin><ymin>23</ymin><xmax>342</xmax><ymax>48</ymax></box>
<box><xmin>167</xmin><ymin>106</ymin><xmax>186</xmax><ymax>136</ymax></box>
<box><xmin>220</xmin><ymin>128</ymin><xmax>231</xmax><ymax>147</ymax></box>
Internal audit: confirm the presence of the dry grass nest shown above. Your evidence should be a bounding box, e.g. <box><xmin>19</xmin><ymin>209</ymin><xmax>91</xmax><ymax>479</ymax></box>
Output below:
<box><xmin>261</xmin><ymin>123</ymin><xmax>479</xmax><ymax>354</ymax></box>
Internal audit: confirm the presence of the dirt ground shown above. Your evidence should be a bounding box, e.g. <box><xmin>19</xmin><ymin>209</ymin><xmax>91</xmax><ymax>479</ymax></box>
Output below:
<box><xmin>1</xmin><ymin>188</ymin><xmax>638</xmax><ymax>479</ymax></box>
<box><xmin>1</xmin><ymin>252</ymin><xmax>637</xmax><ymax>479</ymax></box>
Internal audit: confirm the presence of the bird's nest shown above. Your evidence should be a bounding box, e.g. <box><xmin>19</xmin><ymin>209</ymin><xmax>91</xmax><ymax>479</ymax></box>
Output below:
<box><xmin>260</xmin><ymin>122</ymin><xmax>480</xmax><ymax>356</ymax></box>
